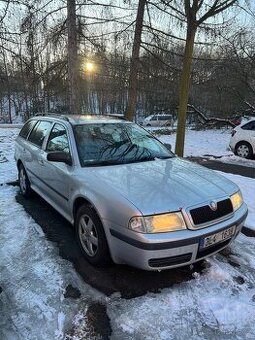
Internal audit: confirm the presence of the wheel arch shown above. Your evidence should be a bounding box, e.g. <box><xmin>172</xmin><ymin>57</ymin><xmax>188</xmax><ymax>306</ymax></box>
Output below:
<box><xmin>73</xmin><ymin>195</ymin><xmax>113</xmax><ymax>263</ymax></box>
<box><xmin>235</xmin><ymin>140</ymin><xmax>254</xmax><ymax>158</ymax></box>
<box><xmin>72</xmin><ymin>196</ymin><xmax>103</xmax><ymax>226</ymax></box>
<box><xmin>235</xmin><ymin>140</ymin><xmax>253</xmax><ymax>151</ymax></box>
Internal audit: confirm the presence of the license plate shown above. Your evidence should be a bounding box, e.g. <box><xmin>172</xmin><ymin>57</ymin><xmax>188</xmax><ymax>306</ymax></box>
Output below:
<box><xmin>200</xmin><ymin>226</ymin><xmax>236</xmax><ymax>249</ymax></box>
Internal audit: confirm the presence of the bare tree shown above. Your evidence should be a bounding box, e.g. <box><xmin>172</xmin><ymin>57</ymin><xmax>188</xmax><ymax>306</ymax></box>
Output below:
<box><xmin>67</xmin><ymin>0</ymin><xmax>79</xmax><ymax>114</ymax></box>
<box><xmin>125</xmin><ymin>0</ymin><xmax>146</xmax><ymax>121</ymax></box>
<box><xmin>172</xmin><ymin>0</ymin><xmax>238</xmax><ymax>156</ymax></box>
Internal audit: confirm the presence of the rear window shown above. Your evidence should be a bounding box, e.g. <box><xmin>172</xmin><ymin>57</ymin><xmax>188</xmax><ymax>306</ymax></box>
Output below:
<box><xmin>19</xmin><ymin>120</ymin><xmax>36</xmax><ymax>139</ymax></box>
<box><xmin>28</xmin><ymin>120</ymin><xmax>52</xmax><ymax>147</ymax></box>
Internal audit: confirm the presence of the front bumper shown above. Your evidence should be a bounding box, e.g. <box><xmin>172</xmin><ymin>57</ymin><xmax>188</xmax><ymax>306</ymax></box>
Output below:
<box><xmin>105</xmin><ymin>203</ymin><xmax>248</xmax><ymax>270</ymax></box>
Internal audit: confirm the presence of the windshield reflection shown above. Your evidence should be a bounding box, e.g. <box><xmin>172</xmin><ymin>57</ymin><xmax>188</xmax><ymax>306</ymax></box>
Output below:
<box><xmin>74</xmin><ymin>123</ymin><xmax>174</xmax><ymax>167</ymax></box>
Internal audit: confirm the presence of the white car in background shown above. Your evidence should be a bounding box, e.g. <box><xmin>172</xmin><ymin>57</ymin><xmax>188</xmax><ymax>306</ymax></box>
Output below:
<box><xmin>141</xmin><ymin>114</ymin><xmax>173</xmax><ymax>127</ymax></box>
<box><xmin>229</xmin><ymin>118</ymin><xmax>255</xmax><ymax>158</ymax></box>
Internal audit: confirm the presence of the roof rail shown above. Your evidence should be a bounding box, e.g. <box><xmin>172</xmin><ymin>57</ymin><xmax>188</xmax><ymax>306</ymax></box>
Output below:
<box><xmin>34</xmin><ymin>112</ymin><xmax>70</xmax><ymax>121</ymax></box>
<box><xmin>90</xmin><ymin>114</ymin><xmax>126</xmax><ymax>120</ymax></box>
<box><xmin>33</xmin><ymin>112</ymin><xmax>126</xmax><ymax>121</ymax></box>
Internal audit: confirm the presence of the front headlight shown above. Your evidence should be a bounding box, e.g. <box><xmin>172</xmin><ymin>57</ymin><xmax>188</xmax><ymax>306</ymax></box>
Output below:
<box><xmin>129</xmin><ymin>212</ymin><xmax>186</xmax><ymax>233</ymax></box>
<box><xmin>230</xmin><ymin>191</ymin><xmax>243</xmax><ymax>211</ymax></box>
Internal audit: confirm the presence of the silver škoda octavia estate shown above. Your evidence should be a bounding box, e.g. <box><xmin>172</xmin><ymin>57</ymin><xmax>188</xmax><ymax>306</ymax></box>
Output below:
<box><xmin>15</xmin><ymin>114</ymin><xmax>248</xmax><ymax>270</ymax></box>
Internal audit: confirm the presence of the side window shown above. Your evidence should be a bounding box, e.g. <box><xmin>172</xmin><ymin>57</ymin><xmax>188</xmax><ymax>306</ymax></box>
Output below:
<box><xmin>151</xmin><ymin>115</ymin><xmax>157</xmax><ymax>121</ymax></box>
<box><xmin>241</xmin><ymin>121</ymin><xmax>255</xmax><ymax>131</ymax></box>
<box><xmin>158</xmin><ymin>115</ymin><xmax>172</xmax><ymax>121</ymax></box>
<box><xmin>28</xmin><ymin>121</ymin><xmax>52</xmax><ymax>147</ymax></box>
<box><xmin>19</xmin><ymin>120</ymin><xmax>36</xmax><ymax>139</ymax></box>
<box><xmin>47</xmin><ymin>124</ymin><xmax>70</xmax><ymax>154</ymax></box>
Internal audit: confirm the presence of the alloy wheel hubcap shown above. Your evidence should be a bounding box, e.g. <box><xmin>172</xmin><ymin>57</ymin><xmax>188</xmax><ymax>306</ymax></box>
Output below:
<box><xmin>237</xmin><ymin>145</ymin><xmax>249</xmax><ymax>158</ymax></box>
<box><xmin>78</xmin><ymin>214</ymin><xmax>98</xmax><ymax>257</ymax></box>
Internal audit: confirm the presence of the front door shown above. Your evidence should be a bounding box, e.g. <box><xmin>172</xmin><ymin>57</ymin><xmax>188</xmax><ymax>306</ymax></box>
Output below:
<box><xmin>40</xmin><ymin>123</ymin><xmax>73</xmax><ymax>216</ymax></box>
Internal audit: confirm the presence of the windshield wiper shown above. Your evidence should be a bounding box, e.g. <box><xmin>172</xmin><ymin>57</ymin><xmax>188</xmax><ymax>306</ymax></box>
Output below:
<box><xmin>83</xmin><ymin>155</ymin><xmax>171</xmax><ymax>167</ymax></box>
<box><xmin>155</xmin><ymin>155</ymin><xmax>174</xmax><ymax>160</ymax></box>
<box><xmin>83</xmin><ymin>160</ymin><xmax>122</xmax><ymax>167</ymax></box>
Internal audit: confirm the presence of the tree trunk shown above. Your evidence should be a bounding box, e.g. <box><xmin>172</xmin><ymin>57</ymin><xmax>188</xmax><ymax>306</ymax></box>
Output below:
<box><xmin>175</xmin><ymin>24</ymin><xmax>196</xmax><ymax>156</ymax></box>
<box><xmin>67</xmin><ymin>0</ymin><xmax>79</xmax><ymax>114</ymax></box>
<box><xmin>2</xmin><ymin>46</ymin><xmax>12</xmax><ymax>123</ymax></box>
<box><xmin>125</xmin><ymin>0</ymin><xmax>146</xmax><ymax>121</ymax></box>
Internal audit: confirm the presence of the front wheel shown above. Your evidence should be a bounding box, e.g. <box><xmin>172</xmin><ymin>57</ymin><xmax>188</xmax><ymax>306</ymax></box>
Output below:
<box><xmin>75</xmin><ymin>205</ymin><xmax>111</xmax><ymax>266</ymax></box>
<box><xmin>235</xmin><ymin>142</ymin><xmax>253</xmax><ymax>159</ymax></box>
<box><xmin>18</xmin><ymin>164</ymin><xmax>32</xmax><ymax>197</ymax></box>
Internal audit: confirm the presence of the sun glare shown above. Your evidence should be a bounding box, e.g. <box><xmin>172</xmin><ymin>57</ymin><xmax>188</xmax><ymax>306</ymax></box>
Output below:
<box><xmin>84</xmin><ymin>62</ymin><xmax>95</xmax><ymax>72</ymax></box>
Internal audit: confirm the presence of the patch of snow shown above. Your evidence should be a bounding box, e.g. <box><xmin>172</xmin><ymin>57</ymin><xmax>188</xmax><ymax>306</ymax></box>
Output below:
<box><xmin>157</xmin><ymin>128</ymin><xmax>255</xmax><ymax>168</ymax></box>
<box><xmin>0</xmin><ymin>124</ymin><xmax>23</xmax><ymax>128</ymax></box>
<box><xmin>219</xmin><ymin>155</ymin><xmax>255</xmax><ymax>168</ymax></box>
<box><xmin>217</xmin><ymin>171</ymin><xmax>255</xmax><ymax>231</ymax></box>
<box><xmin>0</xmin><ymin>127</ymin><xmax>20</xmax><ymax>183</ymax></box>
<box><xmin>0</xmin><ymin>185</ymin><xmax>102</xmax><ymax>340</ymax></box>
<box><xmin>158</xmin><ymin>129</ymin><xmax>233</xmax><ymax>158</ymax></box>
<box><xmin>108</xmin><ymin>236</ymin><xmax>255</xmax><ymax>339</ymax></box>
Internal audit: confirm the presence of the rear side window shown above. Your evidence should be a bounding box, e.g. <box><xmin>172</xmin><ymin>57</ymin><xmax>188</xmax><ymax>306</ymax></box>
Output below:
<box><xmin>28</xmin><ymin>121</ymin><xmax>52</xmax><ymax>147</ymax></box>
<box><xmin>19</xmin><ymin>120</ymin><xmax>36</xmax><ymax>139</ymax></box>
<box><xmin>158</xmin><ymin>115</ymin><xmax>171</xmax><ymax>121</ymax></box>
<box><xmin>241</xmin><ymin>121</ymin><xmax>255</xmax><ymax>130</ymax></box>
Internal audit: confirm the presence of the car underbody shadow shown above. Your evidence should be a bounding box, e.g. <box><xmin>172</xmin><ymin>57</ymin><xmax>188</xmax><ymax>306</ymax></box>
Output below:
<box><xmin>16</xmin><ymin>192</ymin><xmax>209</xmax><ymax>299</ymax></box>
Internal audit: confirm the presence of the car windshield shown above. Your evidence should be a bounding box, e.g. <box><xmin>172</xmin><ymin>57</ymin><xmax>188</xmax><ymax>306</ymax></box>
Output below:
<box><xmin>74</xmin><ymin>123</ymin><xmax>174</xmax><ymax>167</ymax></box>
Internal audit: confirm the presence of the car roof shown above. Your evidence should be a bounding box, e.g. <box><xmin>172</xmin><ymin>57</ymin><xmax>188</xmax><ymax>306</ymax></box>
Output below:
<box><xmin>32</xmin><ymin>113</ymin><xmax>128</xmax><ymax>125</ymax></box>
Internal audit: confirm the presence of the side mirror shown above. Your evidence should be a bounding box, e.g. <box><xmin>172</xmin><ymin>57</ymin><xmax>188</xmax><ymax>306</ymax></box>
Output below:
<box><xmin>47</xmin><ymin>151</ymin><xmax>72</xmax><ymax>166</ymax></box>
<box><xmin>164</xmin><ymin>143</ymin><xmax>172</xmax><ymax>152</ymax></box>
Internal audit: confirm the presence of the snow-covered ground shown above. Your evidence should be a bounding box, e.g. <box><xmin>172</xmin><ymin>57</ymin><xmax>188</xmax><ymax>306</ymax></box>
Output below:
<box><xmin>1</xmin><ymin>126</ymin><xmax>255</xmax><ymax>339</ymax></box>
<box><xmin>158</xmin><ymin>128</ymin><xmax>255</xmax><ymax>168</ymax></box>
<box><xmin>108</xmin><ymin>232</ymin><xmax>255</xmax><ymax>339</ymax></box>
<box><xmin>158</xmin><ymin>129</ymin><xmax>233</xmax><ymax>158</ymax></box>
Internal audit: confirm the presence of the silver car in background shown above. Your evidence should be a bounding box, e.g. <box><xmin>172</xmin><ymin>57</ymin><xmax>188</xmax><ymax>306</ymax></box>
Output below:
<box><xmin>141</xmin><ymin>114</ymin><xmax>174</xmax><ymax>127</ymax></box>
<box><xmin>15</xmin><ymin>114</ymin><xmax>248</xmax><ymax>270</ymax></box>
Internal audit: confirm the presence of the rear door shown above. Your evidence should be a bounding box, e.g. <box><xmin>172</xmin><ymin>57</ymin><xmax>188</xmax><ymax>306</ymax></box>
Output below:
<box><xmin>15</xmin><ymin>119</ymin><xmax>37</xmax><ymax>164</ymax></box>
<box><xmin>157</xmin><ymin>115</ymin><xmax>173</xmax><ymax>127</ymax></box>
<box><xmin>150</xmin><ymin>115</ymin><xmax>158</xmax><ymax>126</ymax></box>
<box><xmin>25</xmin><ymin>120</ymin><xmax>53</xmax><ymax>189</ymax></box>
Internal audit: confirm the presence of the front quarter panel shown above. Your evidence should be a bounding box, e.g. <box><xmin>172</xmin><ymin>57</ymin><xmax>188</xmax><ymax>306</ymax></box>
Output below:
<box><xmin>70</xmin><ymin>170</ymin><xmax>142</xmax><ymax>228</ymax></box>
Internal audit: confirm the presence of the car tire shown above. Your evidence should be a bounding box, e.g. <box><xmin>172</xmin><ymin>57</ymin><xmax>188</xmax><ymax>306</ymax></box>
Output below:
<box><xmin>18</xmin><ymin>163</ymin><xmax>33</xmax><ymax>197</ymax></box>
<box><xmin>146</xmin><ymin>124</ymin><xmax>151</xmax><ymax>127</ymax></box>
<box><xmin>235</xmin><ymin>142</ymin><xmax>253</xmax><ymax>159</ymax></box>
<box><xmin>75</xmin><ymin>204</ymin><xmax>111</xmax><ymax>266</ymax></box>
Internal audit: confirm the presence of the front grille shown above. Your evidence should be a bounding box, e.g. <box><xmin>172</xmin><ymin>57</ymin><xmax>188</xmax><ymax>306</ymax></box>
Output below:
<box><xmin>190</xmin><ymin>199</ymin><xmax>233</xmax><ymax>226</ymax></box>
<box><xmin>196</xmin><ymin>239</ymin><xmax>231</xmax><ymax>259</ymax></box>
<box><xmin>148</xmin><ymin>253</ymin><xmax>192</xmax><ymax>268</ymax></box>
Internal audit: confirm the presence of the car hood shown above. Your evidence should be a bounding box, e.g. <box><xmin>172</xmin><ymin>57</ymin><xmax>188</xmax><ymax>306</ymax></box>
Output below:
<box><xmin>83</xmin><ymin>157</ymin><xmax>238</xmax><ymax>215</ymax></box>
